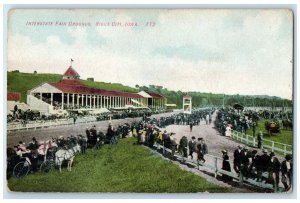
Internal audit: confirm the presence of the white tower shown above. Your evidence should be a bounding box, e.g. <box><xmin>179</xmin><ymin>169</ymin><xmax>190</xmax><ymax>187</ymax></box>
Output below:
<box><xmin>183</xmin><ymin>95</ymin><xmax>192</xmax><ymax>114</ymax></box>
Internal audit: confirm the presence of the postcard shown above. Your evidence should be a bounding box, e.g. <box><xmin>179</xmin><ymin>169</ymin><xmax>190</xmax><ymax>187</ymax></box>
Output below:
<box><xmin>6</xmin><ymin>8</ymin><xmax>293</xmax><ymax>194</ymax></box>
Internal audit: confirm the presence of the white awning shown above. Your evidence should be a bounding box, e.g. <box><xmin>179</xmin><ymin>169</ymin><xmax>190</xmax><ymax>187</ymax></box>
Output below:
<box><xmin>131</xmin><ymin>98</ymin><xmax>141</xmax><ymax>105</ymax></box>
<box><xmin>137</xmin><ymin>91</ymin><xmax>152</xmax><ymax>98</ymax></box>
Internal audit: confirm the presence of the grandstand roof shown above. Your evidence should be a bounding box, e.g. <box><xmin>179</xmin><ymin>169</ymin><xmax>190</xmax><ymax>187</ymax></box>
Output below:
<box><xmin>49</xmin><ymin>81</ymin><xmax>143</xmax><ymax>98</ymax></box>
<box><xmin>145</xmin><ymin>91</ymin><xmax>165</xmax><ymax>98</ymax></box>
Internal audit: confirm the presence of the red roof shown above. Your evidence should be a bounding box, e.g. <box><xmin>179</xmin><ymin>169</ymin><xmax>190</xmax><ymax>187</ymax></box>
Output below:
<box><xmin>49</xmin><ymin>81</ymin><xmax>143</xmax><ymax>98</ymax></box>
<box><xmin>146</xmin><ymin>91</ymin><xmax>165</xmax><ymax>98</ymax></box>
<box><xmin>59</xmin><ymin>79</ymin><xmax>84</xmax><ymax>86</ymax></box>
<box><xmin>183</xmin><ymin>95</ymin><xmax>192</xmax><ymax>99</ymax></box>
<box><xmin>63</xmin><ymin>66</ymin><xmax>79</xmax><ymax>77</ymax></box>
<box><xmin>7</xmin><ymin>92</ymin><xmax>21</xmax><ymax>101</ymax></box>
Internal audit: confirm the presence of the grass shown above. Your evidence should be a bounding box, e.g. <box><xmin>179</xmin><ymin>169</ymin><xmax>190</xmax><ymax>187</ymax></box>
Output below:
<box><xmin>7</xmin><ymin>138</ymin><xmax>230</xmax><ymax>193</ymax></box>
<box><xmin>245</xmin><ymin>119</ymin><xmax>293</xmax><ymax>146</ymax></box>
<box><xmin>7</xmin><ymin>71</ymin><xmax>138</xmax><ymax>103</ymax></box>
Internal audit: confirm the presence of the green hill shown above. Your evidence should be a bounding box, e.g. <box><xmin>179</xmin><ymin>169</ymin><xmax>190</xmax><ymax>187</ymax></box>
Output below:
<box><xmin>7</xmin><ymin>71</ymin><xmax>138</xmax><ymax>103</ymax></box>
<box><xmin>7</xmin><ymin>71</ymin><xmax>292</xmax><ymax>108</ymax></box>
<box><xmin>7</xmin><ymin>71</ymin><xmax>62</xmax><ymax>103</ymax></box>
<box><xmin>8</xmin><ymin>138</ymin><xmax>229</xmax><ymax>192</ymax></box>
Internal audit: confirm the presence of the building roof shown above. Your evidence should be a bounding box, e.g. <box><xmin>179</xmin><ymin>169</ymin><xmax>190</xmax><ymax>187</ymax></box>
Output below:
<box><xmin>183</xmin><ymin>95</ymin><xmax>192</xmax><ymax>99</ymax></box>
<box><xmin>48</xmin><ymin>81</ymin><xmax>143</xmax><ymax>98</ymax></box>
<box><xmin>7</xmin><ymin>92</ymin><xmax>21</xmax><ymax>101</ymax></box>
<box><xmin>63</xmin><ymin>66</ymin><xmax>80</xmax><ymax>77</ymax></box>
<box><xmin>145</xmin><ymin>91</ymin><xmax>165</xmax><ymax>98</ymax></box>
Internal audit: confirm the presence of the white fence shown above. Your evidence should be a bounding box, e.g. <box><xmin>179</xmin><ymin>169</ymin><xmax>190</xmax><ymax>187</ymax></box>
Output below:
<box><xmin>153</xmin><ymin>143</ymin><xmax>281</xmax><ymax>192</ymax></box>
<box><xmin>231</xmin><ymin>130</ymin><xmax>292</xmax><ymax>155</ymax></box>
<box><xmin>7</xmin><ymin>116</ymin><xmax>98</xmax><ymax>131</ymax></box>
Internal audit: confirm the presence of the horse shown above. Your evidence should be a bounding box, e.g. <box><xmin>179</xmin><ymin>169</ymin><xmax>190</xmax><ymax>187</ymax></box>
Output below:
<box><xmin>55</xmin><ymin>144</ymin><xmax>81</xmax><ymax>172</ymax></box>
<box><xmin>282</xmin><ymin>119</ymin><xmax>293</xmax><ymax>130</ymax></box>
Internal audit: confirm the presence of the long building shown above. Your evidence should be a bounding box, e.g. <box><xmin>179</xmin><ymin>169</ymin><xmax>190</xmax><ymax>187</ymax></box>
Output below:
<box><xmin>26</xmin><ymin>66</ymin><xmax>166</xmax><ymax>114</ymax></box>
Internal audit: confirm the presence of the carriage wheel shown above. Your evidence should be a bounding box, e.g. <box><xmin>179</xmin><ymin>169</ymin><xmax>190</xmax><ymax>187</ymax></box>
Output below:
<box><xmin>40</xmin><ymin>160</ymin><xmax>55</xmax><ymax>173</ymax></box>
<box><xmin>13</xmin><ymin>161</ymin><xmax>30</xmax><ymax>179</ymax></box>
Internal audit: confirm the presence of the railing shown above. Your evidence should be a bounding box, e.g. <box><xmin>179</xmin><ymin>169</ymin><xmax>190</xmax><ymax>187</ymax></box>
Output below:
<box><xmin>231</xmin><ymin>130</ymin><xmax>292</xmax><ymax>155</ymax></box>
<box><xmin>153</xmin><ymin>143</ymin><xmax>282</xmax><ymax>192</ymax></box>
<box><xmin>7</xmin><ymin>116</ymin><xmax>98</xmax><ymax>132</ymax></box>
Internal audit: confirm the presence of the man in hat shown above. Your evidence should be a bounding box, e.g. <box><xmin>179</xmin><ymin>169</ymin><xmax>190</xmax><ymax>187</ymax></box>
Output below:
<box><xmin>233</xmin><ymin>145</ymin><xmax>243</xmax><ymax>174</ymax></box>
<box><xmin>85</xmin><ymin>127</ymin><xmax>91</xmax><ymax>143</ymax></box>
<box><xmin>268</xmin><ymin>152</ymin><xmax>281</xmax><ymax>189</ymax></box>
<box><xmin>179</xmin><ymin>136</ymin><xmax>188</xmax><ymax>158</ymax></box>
<box><xmin>28</xmin><ymin>137</ymin><xmax>40</xmax><ymax>172</ymax></box>
<box><xmin>240</xmin><ymin>146</ymin><xmax>250</xmax><ymax>178</ymax></box>
<box><xmin>196</xmin><ymin>138</ymin><xmax>205</xmax><ymax>163</ymax></box>
<box><xmin>57</xmin><ymin>136</ymin><xmax>66</xmax><ymax>149</ymax></box>
<box><xmin>90</xmin><ymin>125</ymin><xmax>97</xmax><ymax>147</ymax></box>
<box><xmin>256</xmin><ymin>149</ymin><xmax>270</xmax><ymax>182</ymax></box>
<box><xmin>188</xmin><ymin>136</ymin><xmax>196</xmax><ymax>159</ymax></box>
<box><xmin>257</xmin><ymin>131</ymin><xmax>263</xmax><ymax>149</ymax></box>
<box><xmin>189</xmin><ymin>121</ymin><xmax>194</xmax><ymax>132</ymax></box>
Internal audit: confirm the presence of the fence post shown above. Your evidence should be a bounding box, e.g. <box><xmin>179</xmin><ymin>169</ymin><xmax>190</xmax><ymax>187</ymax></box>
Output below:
<box><xmin>274</xmin><ymin>181</ymin><xmax>278</xmax><ymax>193</ymax></box>
<box><xmin>271</xmin><ymin>141</ymin><xmax>275</xmax><ymax>152</ymax></box>
<box><xmin>214</xmin><ymin>157</ymin><xmax>218</xmax><ymax>178</ymax></box>
<box><xmin>239</xmin><ymin>172</ymin><xmax>244</xmax><ymax>186</ymax></box>
<box><xmin>246</xmin><ymin>134</ymin><xmax>249</xmax><ymax>145</ymax></box>
<box><xmin>283</xmin><ymin>144</ymin><xmax>287</xmax><ymax>155</ymax></box>
<box><xmin>253</xmin><ymin>137</ymin><xmax>256</xmax><ymax>147</ymax></box>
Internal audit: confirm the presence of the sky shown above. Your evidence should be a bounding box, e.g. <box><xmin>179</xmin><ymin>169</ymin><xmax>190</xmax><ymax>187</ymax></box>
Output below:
<box><xmin>7</xmin><ymin>9</ymin><xmax>293</xmax><ymax>99</ymax></box>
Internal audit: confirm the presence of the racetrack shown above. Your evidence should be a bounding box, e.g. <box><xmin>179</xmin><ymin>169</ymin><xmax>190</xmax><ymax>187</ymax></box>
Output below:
<box><xmin>6</xmin><ymin>112</ymin><xmax>175</xmax><ymax>148</ymax></box>
<box><xmin>6</xmin><ymin>111</ymin><xmax>288</xmax><ymax>192</ymax></box>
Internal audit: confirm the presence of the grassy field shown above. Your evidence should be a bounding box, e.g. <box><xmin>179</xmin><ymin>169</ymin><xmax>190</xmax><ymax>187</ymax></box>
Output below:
<box><xmin>7</xmin><ymin>138</ymin><xmax>229</xmax><ymax>193</ymax></box>
<box><xmin>245</xmin><ymin>119</ymin><xmax>293</xmax><ymax>146</ymax></box>
<box><xmin>7</xmin><ymin>71</ymin><xmax>138</xmax><ymax>103</ymax></box>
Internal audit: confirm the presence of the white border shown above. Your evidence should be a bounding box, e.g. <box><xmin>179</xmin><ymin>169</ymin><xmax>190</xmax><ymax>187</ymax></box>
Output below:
<box><xmin>1</xmin><ymin>1</ymin><xmax>299</xmax><ymax>201</ymax></box>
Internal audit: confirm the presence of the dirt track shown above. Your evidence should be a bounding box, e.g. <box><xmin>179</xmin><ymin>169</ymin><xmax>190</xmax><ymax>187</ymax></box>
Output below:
<box><xmin>6</xmin><ymin>112</ymin><xmax>175</xmax><ymax>148</ymax></box>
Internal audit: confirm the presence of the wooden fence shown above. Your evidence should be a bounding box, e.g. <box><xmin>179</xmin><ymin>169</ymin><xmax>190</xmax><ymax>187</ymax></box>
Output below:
<box><xmin>231</xmin><ymin>130</ymin><xmax>292</xmax><ymax>155</ymax></box>
<box><xmin>153</xmin><ymin>143</ymin><xmax>283</xmax><ymax>192</ymax></box>
<box><xmin>7</xmin><ymin>116</ymin><xmax>98</xmax><ymax>132</ymax></box>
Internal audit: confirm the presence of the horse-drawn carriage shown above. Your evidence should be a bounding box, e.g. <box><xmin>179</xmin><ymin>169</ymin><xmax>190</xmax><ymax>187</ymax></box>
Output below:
<box><xmin>265</xmin><ymin>119</ymin><xmax>281</xmax><ymax>134</ymax></box>
<box><xmin>7</xmin><ymin>139</ymin><xmax>82</xmax><ymax>179</ymax></box>
<box><xmin>7</xmin><ymin>141</ymin><xmax>57</xmax><ymax>179</ymax></box>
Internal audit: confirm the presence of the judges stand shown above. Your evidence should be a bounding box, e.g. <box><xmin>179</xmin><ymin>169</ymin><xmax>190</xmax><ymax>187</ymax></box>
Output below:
<box><xmin>183</xmin><ymin>95</ymin><xmax>192</xmax><ymax>114</ymax></box>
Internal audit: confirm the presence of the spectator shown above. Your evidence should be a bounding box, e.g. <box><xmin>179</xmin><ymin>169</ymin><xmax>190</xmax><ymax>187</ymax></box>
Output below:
<box><xmin>221</xmin><ymin>150</ymin><xmax>232</xmax><ymax>182</ymax></box>
<box><xmin>256</xmin><ymin>149</ymin><xmax>270</xmax><ymax>182</ymax></box>
<box><xmin>257</xmin><ymin>131</ymin><xmax>263</xmax><ymax>149</ymax></box>
<box><xmin>268</xmin><ymin>152</ymin><xmax>281</xmax><ymax>189</ymax></box>
<box><xmin>188</xmin><ymin>136</ymin><xmax>196</xmax><ymax>159</ymax></box>
<box><xmin>281</xmin><ymin>154</ymin><xmax>292</xmax><ymax>191</ymax></box>
<box><xmin>233</xmin><ymin>145</ymin><xmax>243</xmax><ymax>174</ymax></box>
<box><xmin>240</xmin><ymin>146</ymin><xmax>250</xmax><ymax>178</ymax></box>
<box><xmin>189</xmin><ymin>122</ymin><xmax>193</xmax><ymax>132</ymax></box>
<box><xmin>179</xmin><ymin>136</ymin><xmax>188</xmax><ymax>158</ymax></box>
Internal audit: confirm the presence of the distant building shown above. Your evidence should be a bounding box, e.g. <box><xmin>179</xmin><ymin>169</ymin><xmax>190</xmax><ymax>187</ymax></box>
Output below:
<box><xmin>26</xmin><ymin>66</ymin><xmax>166</xmax><ymax>114</ymax></box>
<box><xmin>183</xmin><ymin>95</ymin><xmax>192</xmax><ymax>114</ymax></box>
